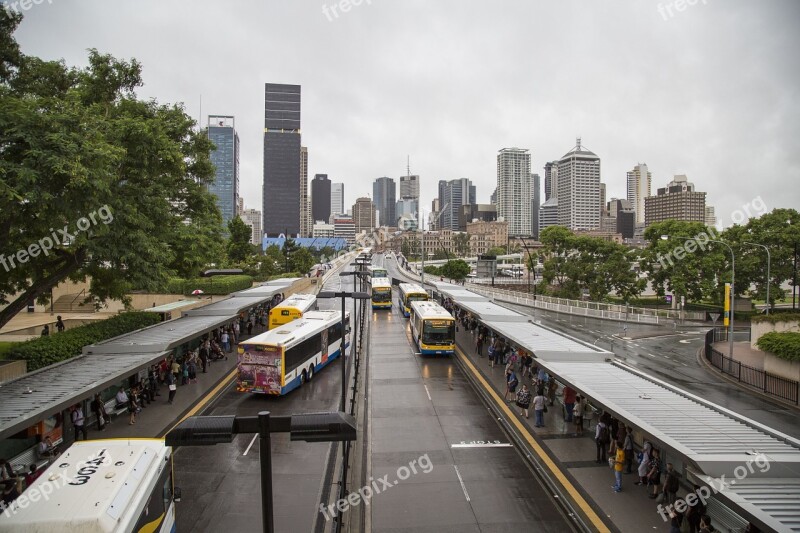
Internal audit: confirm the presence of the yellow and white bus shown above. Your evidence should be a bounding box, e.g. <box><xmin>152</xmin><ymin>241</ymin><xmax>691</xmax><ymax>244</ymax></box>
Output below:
<box><xmin>370</xmin><ymin>278</ymin><xmax>393</xmax><ymax>309</ymax></box>
<box><xmin>0</xmin><ymin>439</ymin><xmax>178</xmax><ymax>533</ymax></box>
<box><xmin>237</xmin><ymin>310</ymin><xmax>349</xmax><ymax>395</ymax></box>
<box><xmin>268</xmin><ymin>293</ymin><xmax>317</xmax><ymax>330</ymax></box>
<box><xmin>397</xmin><ymin>283</ymin><xmax>428</xmax><ymax>317</ymax></box>
<box><xmin>367</xmin><ymin>266</ymin><xmax>388</xmax><ymax>279</ymax></box>
<box><xmin>409</xmin><ymin>301</ymin><xmax>456</xmax><ymax>355</ymax></box>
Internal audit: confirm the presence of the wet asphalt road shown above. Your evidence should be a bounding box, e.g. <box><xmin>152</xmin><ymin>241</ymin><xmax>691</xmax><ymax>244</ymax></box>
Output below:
<box><xmin>385</xmin><ymin>254</ymin><xmax>800</xmax><ymax>441</ymax></box>
<box><xmin>173</xmin><ymin>272</ymin><xmax>357</xmax><ymax>533</ymax></box>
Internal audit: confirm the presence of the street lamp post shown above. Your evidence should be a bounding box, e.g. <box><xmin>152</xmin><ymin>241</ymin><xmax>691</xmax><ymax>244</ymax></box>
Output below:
<box><xmin>166</xmin><ymin>411</ymin><xmax>357</xmax><ymax>533</ymax></box>
<box><xmin>318</xmin><ymin>285</ymin><xmax>370</xmax><ymax>412</ymax></box>
<box><xmin>710</xmin><ymin>240</ymin><xmax>735</xmax><ymax>358</ymax></box>
<box><xmin>743</xmin><ymin>241</ymin><xmax>771</xmax><ymax>315</ymax></box>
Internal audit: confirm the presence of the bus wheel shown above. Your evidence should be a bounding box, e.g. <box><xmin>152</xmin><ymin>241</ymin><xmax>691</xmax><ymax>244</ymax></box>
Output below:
<box><xmin>307</xmin><ymin>365</ymin><xmax>314</xmax><ymax>381</ymax></box>
<box><xmin>301</xmin><ymin>370</ymin><xmax>308</xmax><ymax>385</ymax></box>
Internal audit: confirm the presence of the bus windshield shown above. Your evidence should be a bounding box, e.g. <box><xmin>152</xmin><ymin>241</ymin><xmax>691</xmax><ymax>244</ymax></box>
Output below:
<box><xmin>423</xmin><ymin>320</ymin><xmax>455</xmax><ymax>344</ymax></box>
<box><xmin>372</xmin><ymin>288</ymin><xmax>391</xmax><ymax>302</ymax></box>
<box><xmin>406</xmin><ymin>294</ymin><xmax>427</xmax><ymax>303</ymax></box>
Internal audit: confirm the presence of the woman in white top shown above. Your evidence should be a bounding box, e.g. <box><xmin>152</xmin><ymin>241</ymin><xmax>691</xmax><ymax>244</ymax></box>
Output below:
<box><xmin>636</xmin><ymin>441</ymin><xmax>652</xmax><ymax>485</ymax></box>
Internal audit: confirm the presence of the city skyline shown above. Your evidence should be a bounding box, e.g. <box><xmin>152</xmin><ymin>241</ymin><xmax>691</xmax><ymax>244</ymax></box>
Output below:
<box><xmin>15</xmin><ymin>1</ymin><xmax>800</xmax><ymax>231</ymax></box>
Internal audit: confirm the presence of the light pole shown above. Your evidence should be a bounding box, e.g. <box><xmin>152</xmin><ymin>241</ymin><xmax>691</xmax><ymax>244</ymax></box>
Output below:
<box><xmin>318</xmin><ymin>287</ymin><xmax>369</xmax><ymax>412</ymax></box>
<box><xmin>710</xmin><ymin>240</ymin><xmax>735</xmax><ymax>358</ymax></box>
<box><xmin>743</xmin><ymin>241</ymin><xmax>771</xmax><ymax>315</ymax></box>
<box><xmin>166</xmin><ymin>411</ymin><xmax>356</xmax><ymax>533</ymax></box>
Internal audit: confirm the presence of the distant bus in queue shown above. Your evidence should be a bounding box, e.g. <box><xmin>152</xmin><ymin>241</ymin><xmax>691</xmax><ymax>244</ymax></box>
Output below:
<box><xmin>397</xmin><ymin>283</ymin><xmax>428</xmax><ymax>317</ymax></box>
<box><xmin>409</xmin><ymin>301</ymin><xmax>456</xmax><ymax>355</ymax></box>
<box><xmin>268</xmin><ymin>293</ymin><xmax>317</xmax><ymax>330</ymax></box>
<box><xmin>0</xmin><ymin>439</ymin><xmax>178</xmax><ymax>533</ymax></box>
<box><xmin>367</xmin><ymin>266</ymin><xmax>388</xmax><ymax>279</ymax></box>
<box><xmin>237</xmin><ymin>310</ymin><xmax>349</xmax><ymax>395</ymax></box>
<box><xmin>370</xmin><ymin>277</ymin><xmax>393</xmax><ymax>309</ymax></box>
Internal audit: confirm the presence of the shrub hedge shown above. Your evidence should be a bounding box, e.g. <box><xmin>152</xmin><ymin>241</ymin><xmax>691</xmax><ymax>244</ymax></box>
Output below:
<box><xmin>756</xmin><ymin>331</ymin><xmax>800</xmax><ymax>362</ymax></box>
<box><xmin>9</xmin><ymin>312</ymin><xmax>162</xmax><ymax>371</ymax></box>
<box><xmin>752</xmin><ymin>313</ymin><xmax>800</xmax><ymax>325</ymax></box>
<box><xmin>166</xmin><ymin>275</ymin><xmax>253</xmax><ymax>295</ymax></box>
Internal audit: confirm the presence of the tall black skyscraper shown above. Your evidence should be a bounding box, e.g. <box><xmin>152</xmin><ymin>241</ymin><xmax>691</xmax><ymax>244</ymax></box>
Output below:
<box><xmin>263</xmin><ymin>83</ymin><xmax>301</xmax><ymax>236</ymax></box>
<box><xmin>372</xmin><ymin>177</ymin><xmax>396</xmax><ymax>227</ymax></box>
<box><xmin>311</xmin><ymin>174</ymin><xmax>331</xmax><ymax>223</ymax></box>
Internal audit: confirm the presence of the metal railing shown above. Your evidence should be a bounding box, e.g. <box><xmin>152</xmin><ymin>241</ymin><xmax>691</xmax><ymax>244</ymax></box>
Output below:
<box><xmin>469</xmin><ymin>284</ymin><xmax>707</xmax><ymax>321</ymax></box>
<box><xmin>704</xmin><ymin>328</ymin><xmax>799</xmax><ymax>405</ymax></box>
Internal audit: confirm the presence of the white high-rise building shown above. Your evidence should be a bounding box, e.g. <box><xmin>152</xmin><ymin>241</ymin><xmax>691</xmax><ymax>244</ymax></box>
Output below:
<box><xmin>241</xmin><ymin>207</ymin><xmax>263</xmax><ymax>246</ymax></box>
<box><xmin>331</xmin><ymin>182</ymin><xmax>345</xmax><ymax>216</ymax></box>
<box><xmin>705</xmin><ymin>205</ymin><xmax>717</xmax><ymax>228</ymax></box>
<box><xmin>497</xmin><ymin>148</ymin><xmax>532</xmax><ymax>236</ymax></box>
<box><xmin>626</xmin><ymin>163</ymin><xmax>652</xmax><ymax>225</ymax></box>
<box><xmin>557</xmin><ymin>138</ymin><xmax>601</xmax><ymax>231</ymax></box>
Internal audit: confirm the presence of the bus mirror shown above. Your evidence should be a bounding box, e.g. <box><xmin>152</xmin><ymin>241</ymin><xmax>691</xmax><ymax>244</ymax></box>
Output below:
<box><xmin>290</xmin><ymin>412</ymin><xmax>357</xmax><ymax>443</ymax></box>
<box><xmin>173</xmin><ymin>487</ymin><xmax>182</xmax><ymax>503</ymax></box>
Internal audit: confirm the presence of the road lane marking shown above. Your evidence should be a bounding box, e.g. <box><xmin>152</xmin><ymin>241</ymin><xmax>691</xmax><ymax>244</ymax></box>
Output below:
<box><xmin>453</xmin><ymin>465</ymin><xmax>471</xmax><ymax>502</ymax></box>
<box><xmin>455</xmin><ymin>346</ymin><xmax>610</xmax><ymax>533</ymax></box>
<box><xmin>243</xmin><ymin>433</ymin><xmax>258</xmax><ymax>456</ymax></box>
<box><xmin>451</xmin><ymin>443</ymin><xmax>513</xmax><ymax>448</ymax></box>
<box><xmin>424</xmin><ymin>384</ymin><xmax>432</xmax><ymax>401</ymax></box>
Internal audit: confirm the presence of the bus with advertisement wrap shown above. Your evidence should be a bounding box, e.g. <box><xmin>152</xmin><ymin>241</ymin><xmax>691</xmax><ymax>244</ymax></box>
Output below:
<box><xmin>409</xmin><ymin>300</ymin><xmax>456</xmax><ymax>355</ymax></box>
<box><xmin>237</xmin><ymin>310</ymin><xmax>349</xmax><ymax>395</ymax></box>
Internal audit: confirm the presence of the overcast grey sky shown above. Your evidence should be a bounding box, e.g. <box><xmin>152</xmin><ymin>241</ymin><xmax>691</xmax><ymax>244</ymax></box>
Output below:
<box><xmin>11</xmin><ymin>0</ymin><xmax>800</xmax><ymax>228</ymax></box>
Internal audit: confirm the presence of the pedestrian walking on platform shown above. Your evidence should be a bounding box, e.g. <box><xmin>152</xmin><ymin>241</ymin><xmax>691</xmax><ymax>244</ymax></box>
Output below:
<box><xmin>636</xmin><ymin>441</ymin><xmax>652</xmax><ymax>485</ymax></box>
<box><xmin>647</xmin><ymin>448</ymin><xmax>662</xmax><ymax>499</ymax></box>
<box><xmin>70</xmin><ymin>404</ymin><xmax>87</xmax><ymax>441</ymax></box>
<box><xmin>516</xmin><ymin>385</ymin><xmax>531</xmax><ymax>418</ymax></box>
<box><xmin>623</xmin><ymin>426</ymin><xmax>634</xmax><ymax>473</ymax></box>
<box><xmin>532</xmin><ymin>390</ymin><xmax>546</xmax><ymax>427</ymax></box>
<box><xmin>574</xmin><ymin>395</ymin><xmax>585</xmax><ymax>433</ymax></box>
<box><xmin>167</xmin><ymin>373</ymin><xmax>177</xmax><ymax>404</ymax></box>
<box><xmin>563</xmin><ymin>386</ymin><xmax>576</xmax><ymax>422</ymax></box>
<box><xmin>611</xmin><ymin>440</ymin><xmax>625</xmax><ymax>492</ymax></box>
<box><xmin>475</xmin><ymin>334</ymin><xmax>484</xmax><ymax>357</ymax></box>
<box><xmin>504</xmin><ymin>369</ymin><xmax>519</xmax><ymax>402</ymax></box>
<box><xmin>595</xmin><ymin>418</ymin><xmax>610</xmax><ymax>464</ymax></box>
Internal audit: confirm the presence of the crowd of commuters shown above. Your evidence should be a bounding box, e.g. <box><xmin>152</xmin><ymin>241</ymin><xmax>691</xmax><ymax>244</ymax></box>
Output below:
<box><xmin>441</xmin><ymin>296</ymin><xmax>751</xmax><ymax>533</ymax></box>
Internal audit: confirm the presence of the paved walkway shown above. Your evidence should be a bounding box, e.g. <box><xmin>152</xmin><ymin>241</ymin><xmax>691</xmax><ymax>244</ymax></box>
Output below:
<box><xmin>454</xmin><ymin>327</ymin><xmax>678</xmax><ymax>533</ymax></box>
<box><xmin>712</xmin><ymin>341</ymin><xmax>766</xmax><ymax>370</ymax></box>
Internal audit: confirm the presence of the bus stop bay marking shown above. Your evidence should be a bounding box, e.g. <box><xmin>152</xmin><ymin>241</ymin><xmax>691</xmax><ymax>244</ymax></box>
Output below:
<box><xmin>452</xmin><ymin>440</ymin><xmax>513</xmax><ymax>448</ymax></box>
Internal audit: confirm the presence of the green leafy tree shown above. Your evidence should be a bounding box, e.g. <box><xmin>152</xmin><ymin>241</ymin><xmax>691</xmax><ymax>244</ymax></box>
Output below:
<box><xmin>641</xmin><ymin>220</ymin><xmax>726</xmax><ymax>305</ymax></box>
<box><xmin>486</xmin><ymin>246</ymin><xmax>506</xmax><ymax>257</ymax></box>
<box><xmin>453</xmin><ymin>232</ymin><xmax>471</xmax><ymax>257</ymax></box>
<box><xmin>441</xmin><ymin>259</ymin><xmax>471</xmax><ymax>281</ymax></box>
<box><xmin>0</xmin><ymin>13</ymin><xmax>223</xmax><ymax>328</ymax></box>
<box><xmin>281</xmin><ymin>237</ymin><xmax>299</xmax><ymax>273</ymax></box>
<box><xmin>539</xmin><ymin>226</ymin><xmax>577</xmax><ymax>291</ymax></box>
<box><xmin>432</xmin><ymin>248</ymin><xmax>449</xmax><ymax>261</ymax></box>
<box><xmin>227</xmin><ymin>216</ymin><xmax>253</xmax><ymax>263</ymax></box>
<box><xmin>290</xmin><ymin>247</ymin><xmax>315</xmax><ymax>275</ymax></box>
<box><xmin>721</xmin><ymin>208</ymin><xmax>800</xmax><ymax>308</ymax></box>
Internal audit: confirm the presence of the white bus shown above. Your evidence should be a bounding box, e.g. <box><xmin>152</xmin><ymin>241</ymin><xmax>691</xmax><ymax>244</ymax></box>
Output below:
<box><xmin>367</xmin><ymin>266</ymin><xmax>388</xmax><ymax>279</ymax></box>
<box><xmin>370</xmin><ymin>277</ymin><xmax>393</xmax><ymax>309</ymax></box>
<box><xmin>238</xmin><ymin>310</ymin><xmax>349</xmax><ymax>395</ymax></box>
<box><xmin>268</xmin><ymin>293</ymin><xmax>317</xmax><ymax>330</ymax></box>
<box><xmin>409</xmin><ymin>301</ymin><xmax>456</xmax><ymax>355</ymax></box>
<box><xmin>0</xmin><ymin>439</ymin><xmax>177</xmax><ymax>533</ymax></box>
<box><xmin>397</xmin><ymin>283</ymin><xmax>428</xmax><ymax>317</ymax></box>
